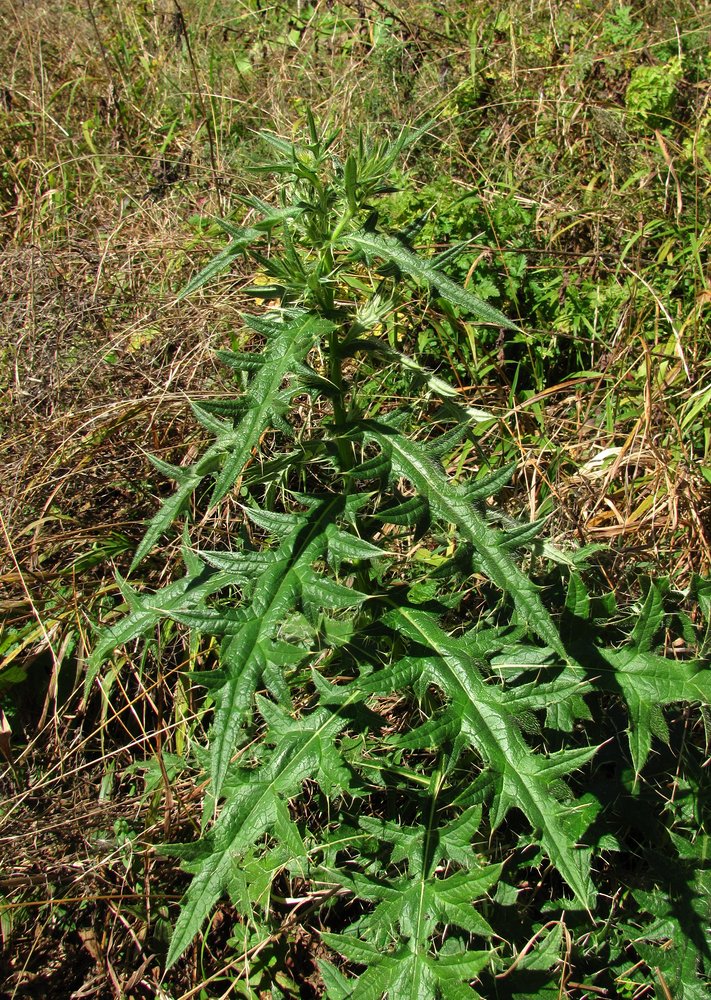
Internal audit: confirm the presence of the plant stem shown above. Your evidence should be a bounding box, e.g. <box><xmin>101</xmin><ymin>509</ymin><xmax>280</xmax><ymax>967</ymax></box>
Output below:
<box><xmin>327</xmin><ymin>326</ymin><xmax>355</xmax><ymax>472</ymax></box>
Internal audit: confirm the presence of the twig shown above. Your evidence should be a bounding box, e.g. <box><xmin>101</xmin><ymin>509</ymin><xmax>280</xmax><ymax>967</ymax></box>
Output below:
<box><xmin>172</xmin><ymin>1</ymin><xmax>219</xmax><ymax>195</ymax></box>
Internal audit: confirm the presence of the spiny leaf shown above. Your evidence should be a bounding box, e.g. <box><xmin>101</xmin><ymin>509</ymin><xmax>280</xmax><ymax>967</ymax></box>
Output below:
<box><xmin>298</xmin><ymin>568</ymin><xmax>369</xmax><ymax>611</ymax></box>
<box><xmin>461</xmin><ymin>462</ymin><xmax>517</xmax><ymax>502</ymax></box>
<box><xmin>631</xmin><ymin>581</ymin><xmax>666</xmax><ymax>651</ymax></box>
<box><xmin>424</xmin><ymin>420</ymin><xmax>472</xmax><ymax>459</ymax></box>
<box><xmin>198</xmin><ymin>548</ymin><xmax>282</xmax><ymax>576</ymax></box>
<box><xmin>245</xmin><ymin>507</ymin><xmax>307</xmax><ymax>536</ymax></box>
<box><xmin>208</xmin><ymin>313</ymin><xmax>333</xmax><ymax>506</ymax></box>
<box><xmin>161</xmin><ymin>606</ymin><xmax>254</xmax><ymax>633</ymax></box>
<box><xmin>203</xmin><ymin>497</ymin><xmax>370</xmax><ymax>798</ymax></box>
<box><xmin>379</xmin><ymin>607</ymin><xmax>596</xmax><ymax>908</ymax></box>
<box><xmin>177</xmin><ymin>226</ymin><xmax>262</xmax><ymax>300</ymax></box>
<box><xmin>190</xmin><ymin>403</ymin><xmax>235</xmax><ymax>437</ymax></box>
<box><xmin>164</xmin><ymin>709</ymin><xmax>347</xmax><ymax>969</ymax></box>
<box><xmin>192</xmin><ymin>397</ymin><xmax>250</xmax><ymax>419</ymax></box>
<box><xmin>374</xmin><ymin>495</ymin><xmax>430</xmax><ymax>527</ymax></box>
<box><xmin>345</xmin><ymin>230</ymin><xmax>519</xmax><ymax>330</ymax></box>
<box><xmin>131</xmin><ymin>467</ymin><xmax>204</xmax><ymax>570</ymax></box>
<box><xmin>235</xmin><ymin>197</ymin><xmax>304</xmax><ymax>230</ymax></box>
<box><xmin>326</xmin><ymin>525</ymin><xmax>389</xmax><ymax>566</ymax></box>
<box><xmin>598</xmin><ymin>645</ymin><xmax>711</xmax><ymax>774</ymax></box>
<box><xmin>499</xmin><ymin>632</ymin><xmax>711</xmax><ymax>774</ymax></box>
<box><xmin>565</xmin><ymin>573</ymin><xmax>591</xmax><ymax>620</ymax></box>
<box><xmin>86</xmin><ymin>563</ymin><xmax>236</xmax><ymax>695</ymax></box>
<box><xmin>348</xmin><ymin>451</ymin><xmax>392</xmax><ymax>481</ymax></box>
<box><xmin>317</xmin><ymin>959</ymin><xmax>353</xmax><ymax>999</ymax></box>
<box><xmin>214</xmin><ymin>349</ymin><xmax>264</xmax><ymax>374</ymax></box>
<box><xmin>321</xmin><ymin>935</ymin><xmax>490</xmax><ymax>999</ymax></box>
<box><xmin>131</xmin><ymin>313</ymin><xmax>333</xmax><ymax>566</ymax></box>
<box><xmin>497</xmin><ymin>516</ymin><xmax>549</xmax><ymax>551</ymax></box>
<box><xmin>514</xmin><ymin>922</ymin><xmax>563</xmax><ymax>972</ymax></box>
<box><xmin>394</xmin><ymin>712</ymin><xmax>461</xmax><ymax>750</ymax></box>
<box><xmin>365</xmin><ymin>424</ymin><xmax>568</xmax><ymax>659</ymax></box>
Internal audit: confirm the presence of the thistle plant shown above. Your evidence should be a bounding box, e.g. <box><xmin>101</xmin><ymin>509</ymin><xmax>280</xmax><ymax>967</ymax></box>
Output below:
<box><xmin>89</xmin><ymin>116</ymin><xmax>711</xmax><ymax>997</ymax></box>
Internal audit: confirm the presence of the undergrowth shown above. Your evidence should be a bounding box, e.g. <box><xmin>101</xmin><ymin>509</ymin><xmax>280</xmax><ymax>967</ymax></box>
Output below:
<box><xmin>88</xmin><ymin>118</ymin><xmax>711</xmax><ymax>998</ymax></box>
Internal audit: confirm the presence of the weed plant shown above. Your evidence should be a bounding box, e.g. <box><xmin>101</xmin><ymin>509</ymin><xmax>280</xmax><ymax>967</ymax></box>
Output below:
<box><xmin>1</xmin><ymin>2</ymin><xmax>710</xmax><ymax>996</ymax></box>
<box><xmin>90</xmin><ymin>118</ymin><xmax>711</xmax><ymax>998</ymax></box>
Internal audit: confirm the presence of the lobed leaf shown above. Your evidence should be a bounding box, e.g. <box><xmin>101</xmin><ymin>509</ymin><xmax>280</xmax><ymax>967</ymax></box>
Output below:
<box><xmin>345</xmin><ymin>230</ymin><xmax>520</xmax><ymax>330</ymax></box>
<box><xmin>85</xmin><ymin>562</ymin><xmax>237</xmax><ymax>695</ymax></box>
<box><xmin>365</xmin><ymin>423</ymin><xmax>568</xmax><ymax>659</ymax></box>
<box><xmin>380</xmin><ymin>607</ymin><xmax>596</xmax><ymax>908</ymax></box>
<box><xmin>177</xmin><ymin>226</ymin><xmax>262</xmax><ymax>301</ymax></box>
<box><xmin>164</xmin><ymin>708</ymin><xmax>348</xmax><ymax>969</ymax></box>
<box><xmin>131</xmin><ymin>312</ymin><xmax>333</xmax><ymax>567</ymax></box>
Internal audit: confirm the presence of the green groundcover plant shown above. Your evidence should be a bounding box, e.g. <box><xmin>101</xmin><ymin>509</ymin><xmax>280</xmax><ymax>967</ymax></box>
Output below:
<box><xmin>89</xmin><ymin>118</ymin><xmax>711</xmax><ymax>997</ymax></box>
